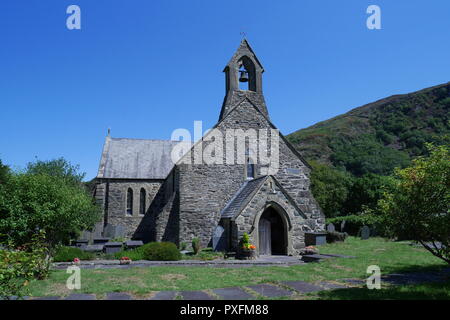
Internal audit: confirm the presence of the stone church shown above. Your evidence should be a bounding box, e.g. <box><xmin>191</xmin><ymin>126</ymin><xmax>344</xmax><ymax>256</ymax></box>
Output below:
<box><xmin>93</xmin><ymin>40</ymin><xmax>324</xmax><ymax>256</ymax></box>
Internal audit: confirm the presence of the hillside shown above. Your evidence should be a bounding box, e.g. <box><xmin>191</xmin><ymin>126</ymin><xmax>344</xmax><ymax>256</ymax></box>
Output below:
<box><xmin>287</xmin><ymin>82</ymin><xmax>450</xmax><ymax>176</ymax></box>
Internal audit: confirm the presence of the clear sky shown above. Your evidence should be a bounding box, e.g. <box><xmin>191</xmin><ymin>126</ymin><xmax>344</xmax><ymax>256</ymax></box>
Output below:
<box><xmin>1</xmin><ymin>0</ymin><xmax>449</xmax><ymax>180</ymax></box>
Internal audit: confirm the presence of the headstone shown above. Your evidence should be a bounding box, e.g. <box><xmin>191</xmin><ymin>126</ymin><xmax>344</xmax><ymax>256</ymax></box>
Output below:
<box><xmin>103</xmin><ymin>224</ymin><xmax>126</xmax><ymax>239</ymax></box>
<box><xmin>125</xmin><ymin>240</ymin><xmax>143</xmax><ymax>250</ymax></box>
<box><xmin>361</xmin><ymin>226</ymin><xmax>370</xmax><ymax>240</ymax></box>
<box><xmin>212</xmin><ymin>225</ymin><xmax>226</xmax><ymax>251</ymax></box>
<box><xmin>340</xmin><ymin>220</ymin><xmax>346</xmax><ymax>232</ymax></box>
<box><xmin>93</xmin><ymin>237</ymin><xmax>110</xmax><ymax>245</ymax></box>
<box><xmin>81</xmin><ymin>244</ymin><xmax>104</xmax><ymax>253</ymax></box>
<box><xmin>74</xmin><ymin>240</ymin><xmax>88</xmax><ymax>248</ymax></box>
<box><xmin>326</xmin><ymin>223</ymin><xmax>335</xmax><ymax>233</ymax></box>
<box><xmin>305</xmin><ymin>232</ymin><xmax>327</xmax><ymax>246</ymax></box>
<box><xmin>104</xmin><ymin>242</ymin><xmax>123</xmax><ymax>254</ymax></box>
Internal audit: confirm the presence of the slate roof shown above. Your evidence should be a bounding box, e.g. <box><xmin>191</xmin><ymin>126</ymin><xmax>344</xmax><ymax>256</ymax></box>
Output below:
<box><xmin>97</xmin><ymin>137</ymin><xmax>190</xmax><ymax>180</ymax></box>
<box><xmin>221</xmin><ymin>176</ymin><xmax>268</xmax><ymax>219</ymax></box>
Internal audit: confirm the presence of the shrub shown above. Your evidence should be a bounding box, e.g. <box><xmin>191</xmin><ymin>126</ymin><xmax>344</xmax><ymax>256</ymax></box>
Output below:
<box><xmin>114</xmin><ymin>246</ymin><xmax>145</xmax><ymax>261</ymax></box>
<box><xmin>326</xmin><ymin>231</ymin><xmax>348</xmax><ymax>243</ymax></box>
<box><xmin>53</xmin><ymin>246</ymin><xmax>94</xmax><ymax>262</ymax></box>
<box><xmin>0</xmin><ymin>231</ymin><xmax>51</xmax><ymax>299</ymax></box>
<box><xmin>192</xmin><ymin>238</ymin><xmax>200</xmax><ymax>255</ymax></box>
<box><xmin>142</xmin><ymin>242</ymin><xmax>181</xmax><ymax>261</ymax></box>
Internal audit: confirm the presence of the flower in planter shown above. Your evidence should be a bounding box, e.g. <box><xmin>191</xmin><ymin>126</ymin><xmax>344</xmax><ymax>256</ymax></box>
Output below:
<box><xmin>301</xmin><ymin>246</ymin><xmax>318</xmax><ymax>255</ymax></box>
<box><xmin>119</xmin><ymin>256</ymin><xmax>132</xmax><ymax>264</ymax></box>
<box><xmin>73</xmin><ymin>257</ymin><xmax>80</xmax><ymax>265</ymax></box>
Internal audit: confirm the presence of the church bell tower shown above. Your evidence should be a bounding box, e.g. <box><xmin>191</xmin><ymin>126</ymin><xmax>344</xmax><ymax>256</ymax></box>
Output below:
<box><xmin>219</xmin><ymin>39</ymin><xmax>270</xmax><ymax>121</ymax></box>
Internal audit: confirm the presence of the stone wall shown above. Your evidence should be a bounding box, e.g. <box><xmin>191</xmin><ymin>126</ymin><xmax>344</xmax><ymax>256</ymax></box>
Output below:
<box><xmin>98</xmin><ymin>179</ymin><xmax>164</xmax><ymax>239</ymax></box>
<box><xmin>176</xmin><ymin>97</ymin><xmax>324</xmax><ymax>247</ymax></box>
<box><xmin>233</xmin><ymin>176</ymin><xmax>307</xmax><ymax>256</ymax></box>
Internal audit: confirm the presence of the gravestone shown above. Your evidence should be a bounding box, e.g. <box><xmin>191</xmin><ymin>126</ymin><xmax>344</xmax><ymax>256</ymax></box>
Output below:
<box><xmin>74</xmin><ymin>240</ymin><xmax>88</xmax><ymax>247</ymax></box>
<box><xmin>82</xmin><ymin>244</ymin><xmax>104</xmax><ymax>253</ymax></box>
<box><xmin>340</xmin><ymin>220</ymin><xmax>346</xmax><ymax>233</ymax></box>
<box><xmin>125</xmin><ymin>240</ymin><xmax>143</xmax><ymax>250</ymax></box>
<box><xmin>212</xmin><ymin>225</ymin><xmax>226</xmax><ymax>251</ymax></box>
<box><xmin>305</xmin><ymin>232</ymin><xmax>327</xmax><ymax>246</ymax></box>
<box><xmin>361</xmin><ymin>226</ymin><xmax>370</xmax><ymax>240</ymax></box>
<box><xmin>326</xmin><ymin>223</ymin><xmax>335</xmax><ymax>233</ymax></box>
<box><xmin>93</xmin><ymin>238</ymin><xmax>110</xmax><ymax>245</ymax></box>
<box><xmin>104</xmin><ymin>242</ymin><xmax>123</xmax><ymax>254</ymax></box>
<box><xmin>104</xmin><ymin>224</ymin><xmax>126</xmax><ymax>239</ymax></box>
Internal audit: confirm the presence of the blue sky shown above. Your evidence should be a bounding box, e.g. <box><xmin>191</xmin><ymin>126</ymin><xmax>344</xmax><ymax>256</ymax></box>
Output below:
<box><xmin>1</xmin><ymin>0</ymin><xmax>449</xmax><ymax>180</ymax></box>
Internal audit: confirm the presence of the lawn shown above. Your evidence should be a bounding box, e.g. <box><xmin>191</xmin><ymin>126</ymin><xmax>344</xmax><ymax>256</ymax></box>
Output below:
<box><xmin>27</xmin><ymin>237</ymin><xmax>450</xmax><ymax>299</ymax></box>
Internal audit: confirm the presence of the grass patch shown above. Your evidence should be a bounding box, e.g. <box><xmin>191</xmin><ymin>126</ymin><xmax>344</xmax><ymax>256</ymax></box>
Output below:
<box><xmin>28</xmin><ymin>237</ymin><xmax>449</xmax><ymax>299</ymax></box>
<box><xmin>312</xmin><ymin>280</ymin><xmax>450</xmax><ymax>300</ymax></box>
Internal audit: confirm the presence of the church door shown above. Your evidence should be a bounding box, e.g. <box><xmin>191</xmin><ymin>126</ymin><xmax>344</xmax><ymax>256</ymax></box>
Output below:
<box><xmin>259</xmin><ymin>218</ymin><xmax>272</xmax><ymax>255</ymax></box>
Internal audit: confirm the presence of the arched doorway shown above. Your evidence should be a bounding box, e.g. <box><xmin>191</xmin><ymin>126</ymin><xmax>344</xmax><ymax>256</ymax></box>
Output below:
<box><xmin>258</xmin><ymin>207</ymin><xmax>287</xmax><ymax>255</ymax></box>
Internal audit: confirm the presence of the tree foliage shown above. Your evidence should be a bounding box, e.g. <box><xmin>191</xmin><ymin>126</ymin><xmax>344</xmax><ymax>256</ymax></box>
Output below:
<box><xmin>0</xmin><ymin>161</ymin><xmax>101</xmax><ymax>247</ymax></box>
<box><xmin>344</xmin><ymin>173</ymin><xmax>395</xmax><ymax>215</ymax></box>
<box><xmin>310</xmin><ymin>161</ymin><xmax>353</xmax><ymax>218</ymax></box>
<box><xmin>380</xmin><ymin>144</ymin><xmax>450</xmax><ymax>263</ymax></box>
<box><xmin>26</xmin><ymin>157</ymin><xmax>85</xmax><ymax>186</ymax></box>
<box><xmin>0</xmin><ymin>159</ymin><xmax>10</xmax><ymax>184</ymax></box>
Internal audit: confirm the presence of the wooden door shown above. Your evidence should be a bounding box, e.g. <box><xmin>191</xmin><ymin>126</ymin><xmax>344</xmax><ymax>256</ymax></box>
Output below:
<box><xmin>259</xmin><ymin>218</ymin><xmax>271</xmax><ymax>255</ymax></box>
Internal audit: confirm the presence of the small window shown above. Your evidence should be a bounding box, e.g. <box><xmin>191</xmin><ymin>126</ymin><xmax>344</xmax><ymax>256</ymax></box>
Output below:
<box><xmin>139</xmin><ymin>188</ymin><xmax>146</xmax><ymax>216</ymax></box>
<box><xmin>246</xmin><ymin>157</ymin><xmax>255</xmax><ymax>179</ymax></box>
<box><xmin>126</xmin><ymin>188</ymin><xmax>133</xmax><ymax>216</ymax></box>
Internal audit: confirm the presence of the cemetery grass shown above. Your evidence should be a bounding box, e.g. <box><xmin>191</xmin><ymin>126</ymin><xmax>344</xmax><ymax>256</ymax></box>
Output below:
<box><xmin>27</xmin><ymin>237</ymin><xmax>449</xmax><ymax>299</ymax></box>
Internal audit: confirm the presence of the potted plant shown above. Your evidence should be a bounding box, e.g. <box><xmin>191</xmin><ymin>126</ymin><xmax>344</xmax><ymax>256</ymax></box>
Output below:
<box><xmin>237</xmin><ymin>233</ymin><xmax>257</xmax><ymax>260</ymax></box>
<box><xmin>119</xmin><ymin>256</ymin><xmax>131</xmax><ymax>265</ymax></box>
<box><xmin>73</xmin><ymin>257</ymin><xmax>81</xmax><ymax>266</ymax></box>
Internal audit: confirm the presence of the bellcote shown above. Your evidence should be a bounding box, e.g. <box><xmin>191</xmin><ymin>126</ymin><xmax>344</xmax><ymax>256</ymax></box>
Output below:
<box><xmin>219</xmin><ymin>39</ymin><xmax>269</xmax><ymax>121</ymax></box>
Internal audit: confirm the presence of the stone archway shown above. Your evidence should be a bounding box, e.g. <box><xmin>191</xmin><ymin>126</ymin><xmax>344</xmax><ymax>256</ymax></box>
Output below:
<box><xmin>258</xmin><ymin>206</ymin><xmax>288</xmax><ymax>255</ymax></box>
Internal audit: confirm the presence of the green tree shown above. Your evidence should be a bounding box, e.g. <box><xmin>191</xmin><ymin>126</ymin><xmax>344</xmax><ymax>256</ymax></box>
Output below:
<box><xmin>26</xmin><ymin>157</ymin><xmax>85</xmax><ymax>186</ymax></box>
<box><xmin>0</xmin><ymin>172</ymin><xmax>101</xmax><ymax>247</ymax></box>
<box><xmin>379</xmin><ymin>144</ymin><xmax>450</xmax><ymax>263</ymax></box>
<box><xmin>345</xmin><ymin>173</ymin><xmax>395</xmax><ymax>215</ymax></box>
<box><xmin>310</xmin><ymin>161</ymin><xmax>353</xmax><ymax>218</ymax></box>
<box><xmin>0</xmin><ymin>159</ymin><xmax>10</xmax><ymax>184</ymax></box>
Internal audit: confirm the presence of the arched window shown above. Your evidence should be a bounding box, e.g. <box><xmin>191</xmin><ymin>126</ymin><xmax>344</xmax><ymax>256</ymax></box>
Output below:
<box><xmin>126</xmin><ymin>188</ymin><xmax>133</xmax><ymax>216</ymax></box>
<box><xmin>139</xmin><ymin>188</ymin><xmax>146</xmax><ymax>216</ymax></box>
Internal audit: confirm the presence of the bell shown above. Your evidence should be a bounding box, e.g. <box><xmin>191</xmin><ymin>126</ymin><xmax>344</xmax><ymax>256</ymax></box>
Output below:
<box><xmin>239</xmin><ymin>70</ymin><xmax>249</xmax><ymax>82</ymax></box>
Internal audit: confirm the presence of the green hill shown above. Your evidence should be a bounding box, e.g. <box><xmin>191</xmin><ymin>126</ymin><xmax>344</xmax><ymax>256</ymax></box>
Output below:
<box><xmin>287</xmin><ymin>82</ymin><xmax>450</xmax><ymax>176</ymax></box>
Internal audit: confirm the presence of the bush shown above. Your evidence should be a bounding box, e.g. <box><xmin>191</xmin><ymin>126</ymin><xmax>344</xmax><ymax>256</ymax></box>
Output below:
<box><xmin>192</xmin><ymin>238</ymin><xmax>200</xmax><ymax>255</ymax></box>
<box><xmin>142</xmin><ymin>242</ymin><xmax>181</xmax><ymax>261</ymax></box>
<box><xmin>53</xmin><ymin>246</ymin><xmax>94</xmax><ymax>262</ymax></box>
<box><xmin>114</xmin><ymin>246</ymin><xmax>146</xmax><ymax>261</ymax></box>
<box><xmin>326</xmin><ymin>231</ymin><xmax>348</xmax><ymax>243</ymax></box>
<box><xmin>0</xmin><ymin>231</ymin><xmax>51</xmax><ymax>299</ymax></box>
